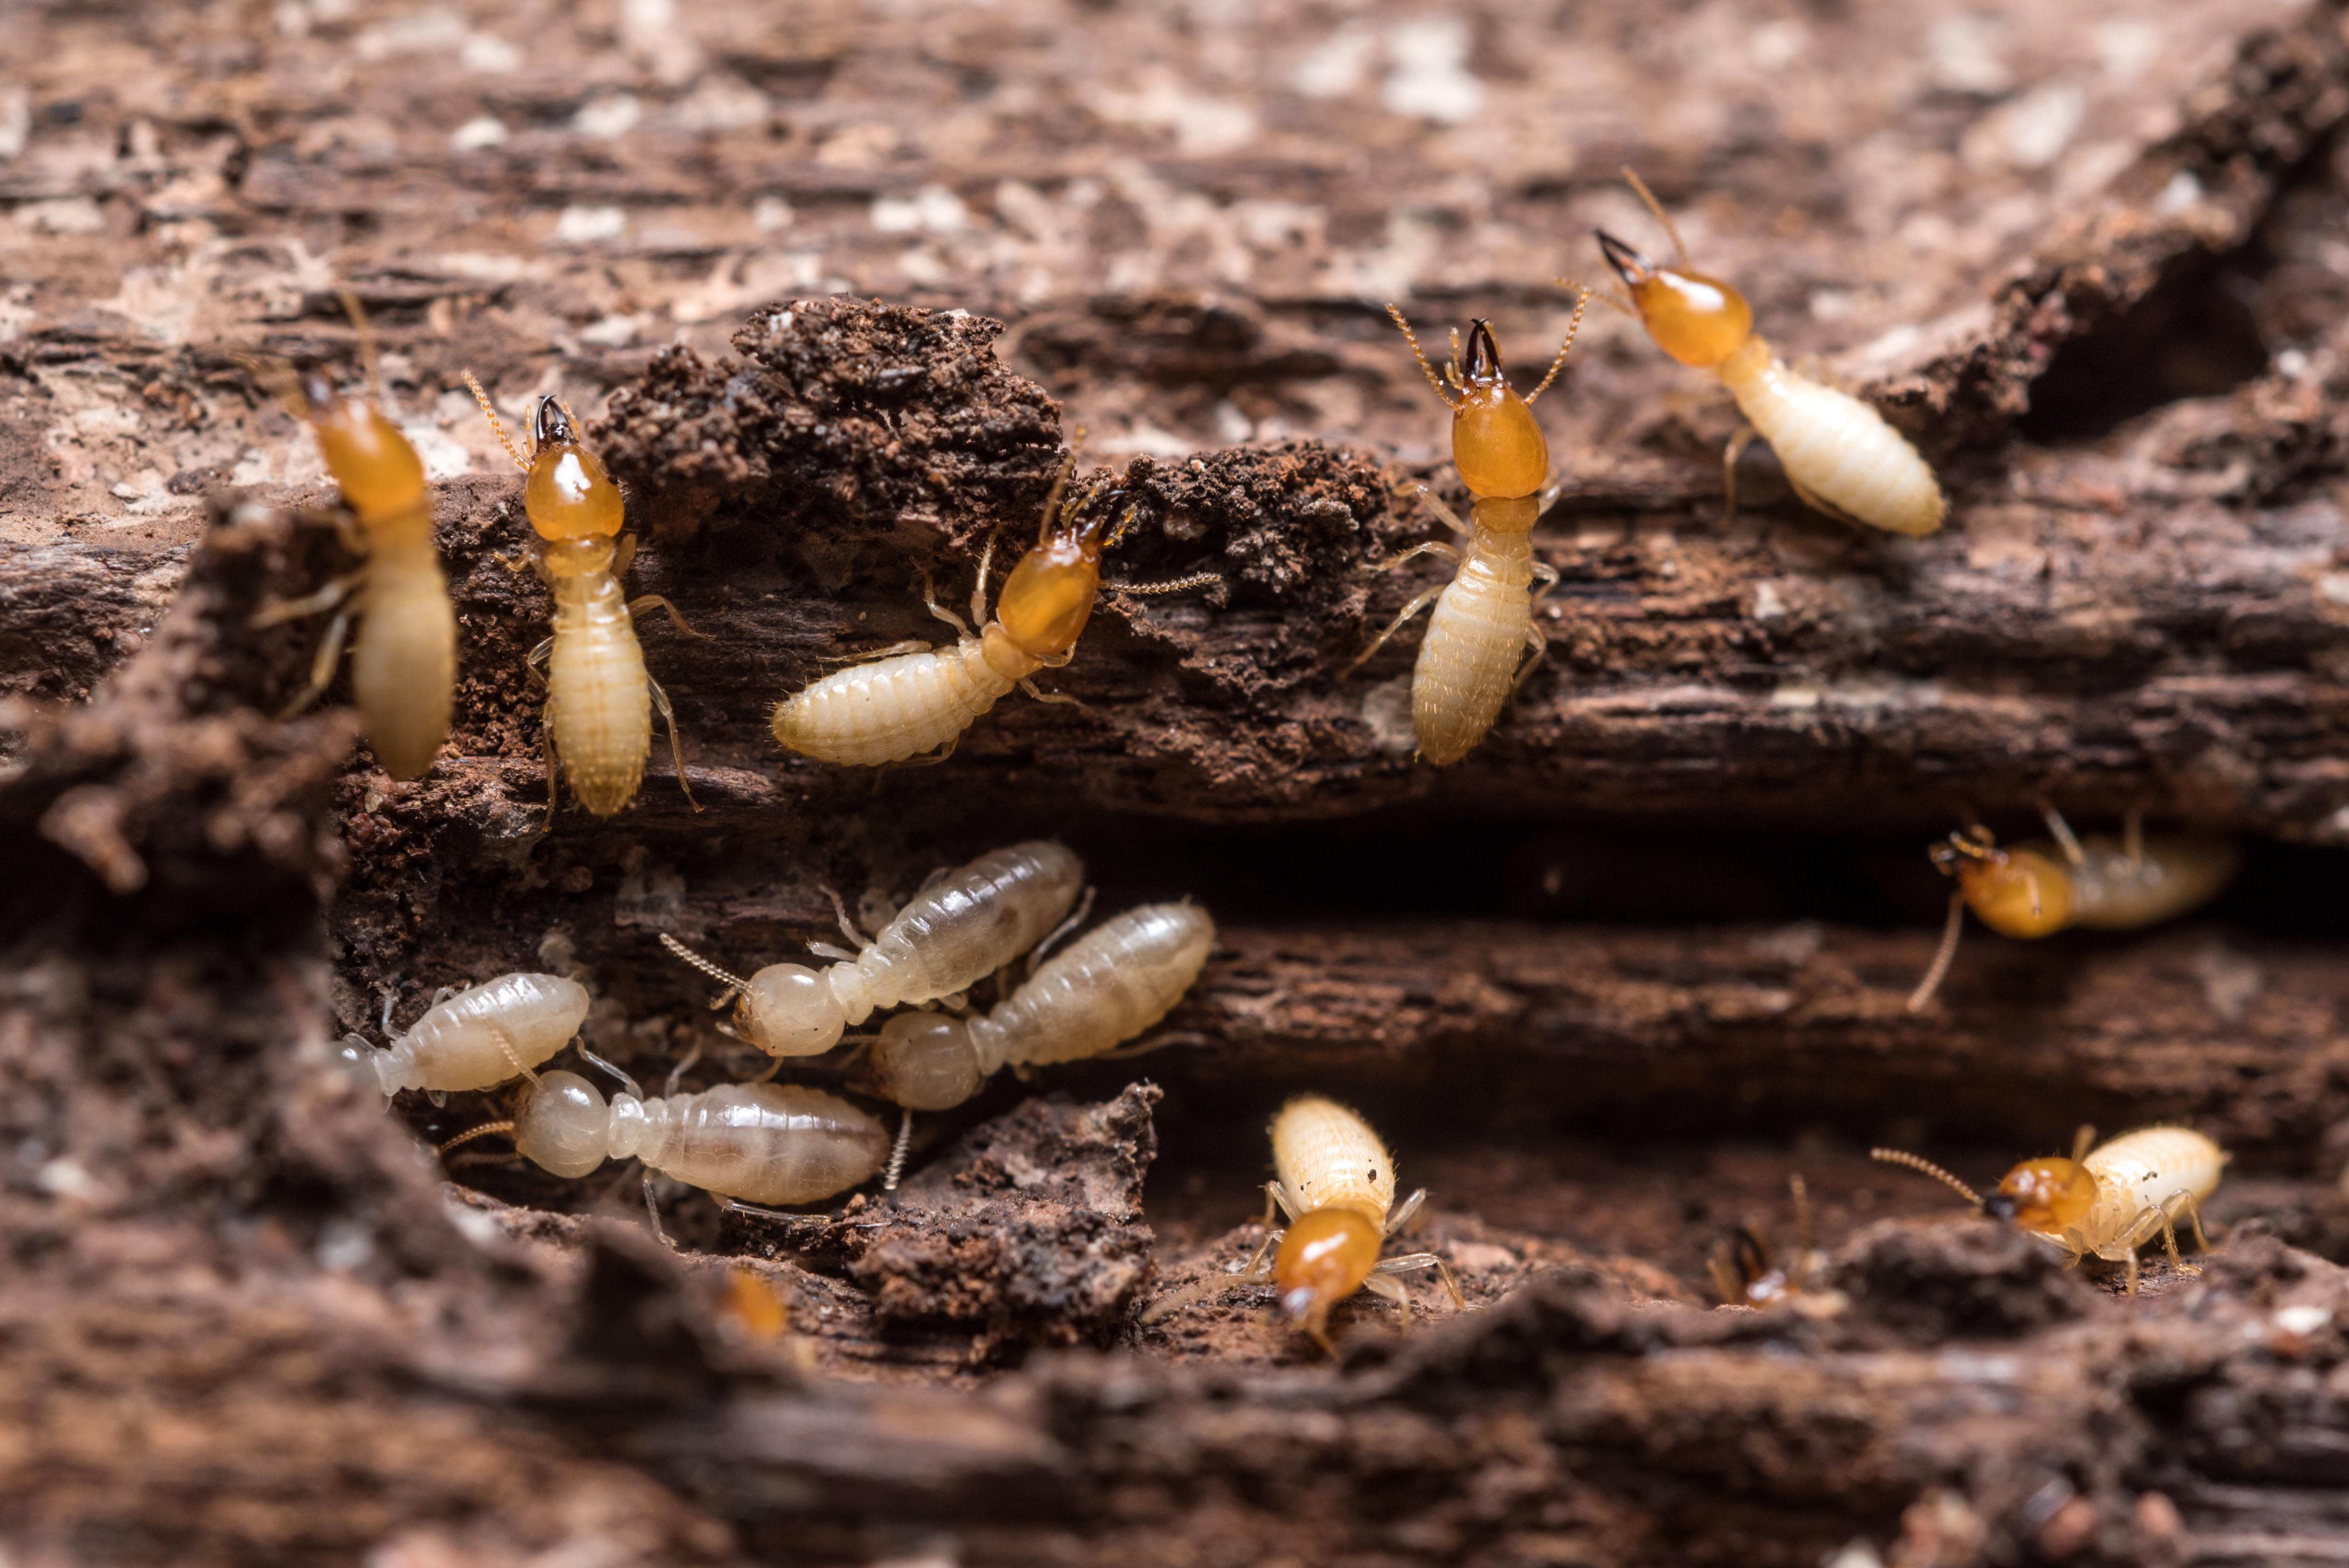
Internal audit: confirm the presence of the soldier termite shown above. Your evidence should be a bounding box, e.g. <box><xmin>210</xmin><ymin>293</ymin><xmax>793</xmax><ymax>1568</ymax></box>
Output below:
<box><xmin>658</xmin><ymin>840</ymin><xmax>1087</xmax><ymax>1057</ymax></box>
<box><xmin>463</xmin><ymin>376</ymin><xmax>701</xmax><ymax>821</ymax></box>
<box><xmin>442</xmin><ymin>1067</ymin><xmax>890</xmax><ymax>1219</ymax></box>
<box><xmin>1593</xmin><ymin>169</ymin><xmax>1946</xmax><ymax>538</ymax></box>
<box><xmin>250</xmin><ymin>293</ymin><xmax>457</xmax><ymax>779</ymax></box>
<box><xmin>340</xmin><ymin>971</ymin><xmax>591</xmax><ymax>1097</ymax></box>
<box><xmin>868</xmin><ymin>900</ymin><xmax>1216</xmax><ymax>1110</ymax></box>
<box><xmin>1906</xmin><ymin>807</ymin><xmax>2240</xmax><ymax>1011</ymax></box>
<box><xmin>1141</xmin><ymin>1094</ymin><xmax>1462</xmax><ymax>1354</ymax></box>
<box><xmin>1709</xmin><ymin>1175</ymin><xmax>1847</xmax><ymax>1317</ymax></box>
<box><xmin>769</xmin><ymin>448</ymin><xmax>1216</xmax><ymax>767</ymax></box>
<box><xmin>1349</xmin><ymin>294</ymin><xmax>1591</xmax><ymax>766</ymax></box>
<box><xmin>1872</xmin><ymin>1124</ymin><xmax>2226</xmax><ymax>1293</ymax></box>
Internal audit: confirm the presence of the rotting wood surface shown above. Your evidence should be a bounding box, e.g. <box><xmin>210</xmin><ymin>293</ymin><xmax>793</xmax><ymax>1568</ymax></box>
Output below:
<box><xmin>11</xmin><ymin>0</ymin><xmax>2349</xmax><ymax>1565</ymax></box>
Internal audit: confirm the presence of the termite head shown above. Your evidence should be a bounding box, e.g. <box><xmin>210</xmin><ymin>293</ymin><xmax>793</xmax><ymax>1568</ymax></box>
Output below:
<box><xmin>737</xmin><ymin>964</ymin><xmax>849</xmax><ymax>1057</ymax></box>
<box><xmin>1985</xmin><ymin>1157</ymin><xmax>2097</xmax><ymax>1233</ymax></box>
<box><xmin>513</xmin><ymin>1069</ymin><xmax>613</xmax><ymax>1178</ymax></box>
<box><xmin>296</xmin><ymin>366</ymin><xmax>427</xmax><ymax>516</ymax></box>
<box><xmin>523</xmin><ymin>396</ymin><xmax>626</xmax><ymax>545</ymax></box>
<box><xmin>1594</xmin><ymin>231</ymin><xmax>1754</xmax><ymax>369</ymax></box>
<box><xmin>872</xmin><ymin>1012</ymin><xmax>985</xmax><ymax>1109</ymax></box>
<box><xmin>1272</xmin><ymin>1206</ymin><xmax>1383</xmax><ymax>1342</ymax></box>
<box><xmin>1930</xmin><ymin>827</ymin><xmax>2074</xmax><ymax>938</ymax></box>
<box><xmin>1448</xmin><ymin>320</ymin><xmax>1550</xmax><ymax>501</ymax></box>
<box><xmin>996</xmin><ymin>480</ymin><xmax>1123</xmax><ymax>658</ymax></box>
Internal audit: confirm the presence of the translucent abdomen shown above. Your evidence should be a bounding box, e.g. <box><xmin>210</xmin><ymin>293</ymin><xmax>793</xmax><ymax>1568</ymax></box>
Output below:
<box><xmin>771</xmin><ymin>629</ymin><xmax>1034</xmax><ymax>765</ymax></box>
<box><xmin>2078</xmin><ymin>1127</ymin><xmax>2226</xmax><ymax>1254</ymax></box>
<box><xmin>854</xmin><ymin>841</ymin><xmax>1084</xmax><ymax>1008</ymax></box>
<box><xmin>371</xmin><ymin>972</ymin><xmax>590</xmax><ymax>1094</ymax></box>
<box><xmin>1720</xmin><ymin>341</ymin><xmax>1945</xmax><ymax>538</ymax></box>
<box><xmin>2064</xmin><ymin>836</ymin><xmax>2239</xmax><ymax>930</ymax></box>
<box><xmin>629</xmin><ymin>1083</ymin><xmax>889</xmax><ymax>1206</ymax></box>
<box><xmin>1271</xmin><ymin>1095</ymin><xmax>1395</xmax><ymax>1225</ymax></box>
<box><xmin>969</xmin><ymin>901</ymin><xmax>1215</xmax><ymax>1069</ymax></box>
<box><xmin>353</xmin><ymin>529</ymin><xmax>456</xmax><ymax>779</ymax></box>
<box><xmin>1413</xmin><ymin>529</ymin><xmax>1536</xmax><ymax>767</ymax></box>
<box><xmin>549</xmin><ymin>574</ymin><xmax>652</xmax><ymax>816</ymax></box>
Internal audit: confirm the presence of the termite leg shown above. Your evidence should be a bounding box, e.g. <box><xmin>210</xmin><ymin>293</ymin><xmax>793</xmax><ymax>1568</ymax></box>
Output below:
<box><xmin>612</xmin><ymin>532</ymin><xmax>636</xmax><ymax>578</ymax></box>
<box><xmin>1360</xmin><ymin>1271</ymin><xmax>1412</xmax><ymax>1321</ymax></box>
<box><xmin>664</xmin><ymin>1039</ymin><xmax>703</xmax><ymax>1100</ymax></box>
<box><xmin>1265</xmin><ymin>1179</ymin><xmax>1301</xmax><ymax>1224</ymax></box>
<box><xmin>1137</xmin><ymin>1263</ymin><xmax>1274</xmax><ymax>1326</ymax></box>
<box><xmin>911</xmin><ymin>566</ymin><xmax>972</xmax><ymax>637</ymax></box>
<box><xmin>1028</xmin><ymin>885</ymin><xmax>1096</xmax><ymax>972</ymax></box>
<box><xmin>251</xmin><ymin>568</ymin><xmax>367</xmax><ymax>630</ymax></box>
<box><xmin>1384</xmin><ymin>1187</ymin><xmax>1429</xmax><ymax>1237</ymax></box>
<box><xmin>642</xmin><ymin>1169</ymin><xmax>677</xmax><ymax>1251</ymax></box>
<box><xmin>579</xmin><ymin>1044</ymin><xmax>643</xmax><ymax>1100</ymax></box>
<box><xmin>818</xmin><ymin>883</ymin><xmax>872</xmax><ymax>951</ymax></box>
<box><xmin>1237</xmin><ymin>1226</ymin><xmax>1284</xmax><ymax>1279</ymax></box>
<box><xmin>540</xmin><ymin>700</ymin><xmax>560</xmax><ymax>827</ymax></box>
<box><xmin>1344</xmin><ymin>579</ymin><xmax>1449</xmax><ymax>674</ymax></box>
<box><xmin>1720</xmin><ymin>425</ymin><xmax>1759</xmax><ymax>530</ymax></box>
<box><xmin>1907</xmin><ymin>891</ymin><xmax>1967</xmax><ymax>1013</ymax></box>
<box><xmin>645</xmin><ymin>673</ymin><xmax>701</xmax><ymax>812</ymax></box>
<box><xmin>1096</xmin><ymin>1030</ymin><xmax>1206</xmax><ymax>1063</ymax></box>
<box><xmin>1510</xmin><ymin>614</ymin><xmax>1552</xmax><ymax>705</ymax></box>
<box><xmin>376</xmin><ymin>986</ymin><xmax>399</xmax><ymax>1035</ymax></box>
<box><xmin>836</xmin><ymin>639</ymin><xmax>932</xmax><ymax>666</ymax></box>
<box><xmin>1368</xmin><ymin>540</ymin><xmax>1467</xmax><ymax>578</ymax></box>
<box><xmin>272</xmin><ymin>608</ymin><xmax>354</xmax><ymax>722</ymax></box>
<box><xmin>718</xmin><ymin>1195</ymin><xmax>835</xmax><ymax>1232</ymax></box>
<box><xmin>1373</xmin><ymin>1252</ymin><xmax>1465</xmax><ymax>1308</ymax></box>
<box><xmin>1397</xmin><ymin>482</ymin><xmax>1472</xmax><ymax>538</ymax></box>
<box><xmin>2039</xmin><ymin>802</ymin><xmax>2087</xmax><ymax>869</ymax></box>
<box><xmin>1017</xmin><ymin>676</ymin><xmax>1084</xmax><ymax>709</ymax></box>
<box><xmin>625</xmin><ymin>592</ymin><xmax>703</xmax><ymax>640</ymax></box>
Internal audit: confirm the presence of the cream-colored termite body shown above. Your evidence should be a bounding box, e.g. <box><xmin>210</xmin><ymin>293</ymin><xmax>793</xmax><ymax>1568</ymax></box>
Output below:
<box><xmin>1873</xmin><ymin>1124</ymin><xmax>2226</xmax><ymax>1292</ymax></box>
<box><xmin>1352</xmin><ymin>300</ymin><xmax>1590</xmax><ymax>766</ymax></box>
<box><xmin>1594</xmin><ymin>171</ymin><xmax>1945</xmax><ymax>538</ymax></box>
<box><xmin>464</xmin><ymin>377</ymin><xmax>699</xmax><ymax>820</ymax></box>
<box><xmin>1142</xmin><ymin>1095</ymin><xmax>1462</xmax><ymax>1353</ymax></box>
<box><xmin>483</xmin><ymin>1069</ymin><xmax>889</xmax><ymax>1212</ymax></box>
<box><xmin>870</xmin><ymin>901</ymin><xmax>1216</xmax><ymax>1109</ymax></box>
<box><xmin>659</xmin><ymin>841</ymin><xmax>1087</xmax><ymax>1056</ymax></box>
<box><xmin>252</xmin><ymin>299</ymin><xmax>457</xmax><ymax>779</ymax></box>
<box><xmin>339</xmin><ymin>972</ymin><xmax>591</xmax><ymax>1096</ymax></box>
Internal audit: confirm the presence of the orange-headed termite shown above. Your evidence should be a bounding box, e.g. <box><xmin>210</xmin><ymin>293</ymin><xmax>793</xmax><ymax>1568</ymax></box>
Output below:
<box><xmin>464</xmin><ymin>376</ymin><xmax>701</xmax><ymax>821</ymax></box>
<box><xmin>1710</xmin><ymin>1174</ymin><xmax>1847</xmax><ymax>1317</ymax></box>
<box><xmin>1593</xmin><ymin>170</ymin><xmax>1945</xmax><ymax>538</ymax></box>
<box><xmin>769</xmin><ymin>449</ymin><xmax>1215</xmax><ymax>766</ymax></box>
<box><xmin>1349</xmin><ymin>294</ymin><xmax>1590</xmax><ymax>766</ymax></box>
<box><xmin>1906</xmin><ymin>807</ymin><xmax>2239</xmax><ymax>1011</ymax></box>
<box><xmin>1873</xmin><ymin>1124</ymin><xmax>2224</xmax><ymax>1293</ymax></box>
<box><xmin>445</xmin><ymin>1067</ymin><xmax>889</xmax><ymax>1219</ymax></box>
<box><xmin>1141</xmin><ymin>1094</ymin><xmax>1462</xmax><ymax>1354</ymax></box>
<box><xmin>340</xmin><ymin>972</ymin><xmax>591</xmax><ymax>1097</ymax></box>
<box><xmin>869</xmin><ymin>900</ymin><xmax>1215</xmax><ymax>1110</ymax></box>
<box><xmin>251</xmin><ymin>294</ymin><xmax>457</xmax><ymax>779</ymax></box>
<box><xmin>659</xmin><ymin>840</ymin><xmax>1087</xmax><ymax>1057</ymax></box>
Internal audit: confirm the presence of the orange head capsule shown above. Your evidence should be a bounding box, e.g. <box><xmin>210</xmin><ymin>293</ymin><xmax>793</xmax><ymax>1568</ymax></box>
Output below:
<box><xmin>1984</xmin><ymin>1157</ymin><xmax>2097</xmax><ymax>1233</ymax></box>
<box><xmin>1272</xmin><ymin>1206</ymin><xmax>1383</xmax><ymax>1338</ymax></box>
<box><xmin>523</xmin><ymin>398</ymin><xmax>625</xmax><ymax>543</ymax></box>
<box><xmin>1449</xmin><ymin>320</ymin><xmax>1550</xmax><ymax>501</ymax></box>
<box><xmin>1931</xmin><ymin>829</ymin><xmax>2075</xmax><ymax>938</ymax></box>
<box><xmin>298</xmin><ymin>367</ymin><xmax>426</xmax><ymax>519</ymax></box>
<box><xmin>995</xmin><ymin>488</ymin><xmax>1120</xmax><ymax>658</ymax></box>
<box><xmin>1595</xmin><ymin>231</ymin><xmax>1754</xmax><ymax>370</ymax></box>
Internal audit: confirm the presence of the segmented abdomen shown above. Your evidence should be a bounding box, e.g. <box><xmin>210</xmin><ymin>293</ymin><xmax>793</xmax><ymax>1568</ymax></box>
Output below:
<box><xmin>549</xmin><ymin>574</ymin><xmax>651</xmax><ymax>816</ymax></box>
<box><xmin>857</xmin><ymin>841</ymin><xmax>1085</xmax><ymax>1007</ymax></box>
<box><xmin>1413</xmin><ymin>541</ymin><xmax>1534</xmax><ymax>767</ymax></box>
<box><xmin>395</xmin><ymin>971</ymin><xmax>590</xmax><ymax>1093</ymax></box>
<box><xmin>353</xmin><ymin>531</ymin><xmax>456</xmax><ymax>780</ymax></box>
<box><xmin>970</xmin><ymin>902</ymin><xmax>1215</xmax><ymax>1069</ymax></box>
<box><xmin>1271</xmin><ymin>1095</ymin><xmax>1395</xmax><ymax>1224</ymax></box>
<box><xmin>2066</xmin><ymin>836</ymin><xmax>2239</xmax><ymax>930</ymax></box>
<box><xmin>2080</xmin><ymin>1127</ymin><xmax>2226</xmax><ymax>1253</ymax></box>
<box><xmin>771</xmin><ymin>631</ymin><xmax>1032</xmax><ymax>765</ymax></box>
<box><xmin>636</xmin><ymin>1084</ymin><xmax>889</xmax><ymax>1206</ymax></box>
<box><xmin>1722</xmin><ymin>343</ymin><xmax>1945</xmax><ymax>538</ymax></box>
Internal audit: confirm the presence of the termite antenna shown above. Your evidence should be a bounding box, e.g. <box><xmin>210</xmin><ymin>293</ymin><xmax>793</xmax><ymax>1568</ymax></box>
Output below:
<box><xmin>1104</xmin><ymin>569</ymin><xmax>1223</xmax><ymax>595</ymax></box>
<box><xmin>462</xmin><ymin>371</ymin><xmax>531</xmax><ymax>472</ymax></box>
<box><xmin>1620</xmin><ymin>166</ymin><xmax>1689</xmax><ymax>266</ymax></box>
<box><xmin>438</xmin><ymin>1119</ymin><xmax>516</xmax><ymax>1155</ymax></box>
<box><xmin>578</xmin><ymin>1045</ymin><xmax>642</xmax><ymax>1100</ymax></box>
<box><xmin>1557</xmin><ymin>274</ymin><xmax>1638</xmax><ymax>319</ymax></box>
<box><xmin>335</xmin><ymin>285</ymin><xmax>385</xmax><ymax>407</ymax></box>
<box><xmin>1523</xmin><ymin>286</ymin><xmax>1592</xmax><ymax>406</ymax></box>
<box><xmin>2069</xmin><ymin>1124</ymin><xmax>2097</xmax><ymax>1165</ymax></box>
<box><xmin>1906</xmin><ymin>891</ymin><xmax>1966</xmax><ymax>1013</ymax></box>
<box><xmin>882</xmin><ymin>1108</ymin><xmax>913</xmax><ymax>1194</ymax></box>
<box><xmin>1870</xmin><ymin>1148</ymin><xmax>1982</xmax><ymax>1209</ymax></box>
<box><xmin>1386</xmin><ymin>304</ymin><xmax>1462</xmax><ymax>413</ymax></box>
<box><xmin>659</xmin><ymin>933</ymin><xmax>752</xmax><ymax>993</ymax></box>
<box><xmin>1037</xmin><ymin>429</ymin><xmax>1085</xmax><ymax>544</ymax></box>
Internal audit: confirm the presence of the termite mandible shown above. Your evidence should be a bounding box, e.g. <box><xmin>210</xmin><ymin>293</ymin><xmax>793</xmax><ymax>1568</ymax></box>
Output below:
<box><xmin>1348</xmin><ymin>294</ymin><xmax>1590</xmax><ymax>766</ymax></box>
<box><xmin>1873</xmin><ymin>1124</ymin><xmax>2225</xmax><ymax>1293</ymax></box>
<box><xmin>1593</xmin><ymin>169</ymin><xmax>1946</xmax><ymax>538</ymax></box>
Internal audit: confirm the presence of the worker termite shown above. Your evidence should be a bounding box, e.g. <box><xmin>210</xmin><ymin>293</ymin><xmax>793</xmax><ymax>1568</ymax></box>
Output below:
<box><xmin>1349</xmin><ymin>293</ymin><xmax>1591</xmax><ymax>766</ymax></box>
<box><xmin>464</xmin><ymin>375</ymin><xmax>702</xmax><ymax>820</ymax></box>
<box><xmin>339</xmin><ymin>971</ymin><xmax>591</xmax><ymax>1097</ymax></box>
<box><xmin>1709</xmin><ymin>1175</ymin><xmax>1847</xmax><ymax>1317</ymax></box>
<box><xmin>769</xmin><ymin>449</ymin><xmax>1215</xmax><ymax>766</ymax></box>
<box><xmin>1905</xmin><ymin>807</ymin><xmax>2240</xmax><ymax>1011</ymax></box>
<box><xmin>658</xmin><ymin>840</ymin><xmax>1087</xmax><ymax>1057</ymax></box>
<box><xmin>1141</xmin><ymin>1094</ymin><xmax>1462</xmax><ymax>1354</ymax></box>
<box><xmin>1593</xmin><ymin>170</ymin><xmax>1946</xmax><ymax>538</ymax></box>
<box><xmin>1872</xmin><ymin>1124</ymin><xmax>2225</xmax><ymax>1293</ymax></box>
<box><xmin>250</xmin><ymin>294</ymin><xmax>457</xmax><ymax>779</ymax></box>
<box><xmin>443</xmin><ymin>1068</ymin><xmax>890</xmax><ymax>1217</ymax></box>
<box><xmin>869</xmin><ymin>900</ymin><xmax>1216</xmax><ymax>1110</ymax></box>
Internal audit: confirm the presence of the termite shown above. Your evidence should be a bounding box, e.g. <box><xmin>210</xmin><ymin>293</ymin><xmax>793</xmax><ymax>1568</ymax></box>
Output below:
<box><xmin>870</xmin><ymin>901</ymin><xmax>1216</xmax><ymax>1110</ymax></box>
<box><xmin>250</xmin><ymin>294</ymin><xmax>457</xmax><ymax>779</ymax></box>
<box><xmin>769</xmin><ymin>450</ymin><xmax>1214</xmax><ymax>766</ymax></box>
<box><xmin>463</xmin><ymin>376</ymin><xmax>701</xmax><ymax>821</ymax></box>
<box><xmin>658</xmin><ymin>840</ymin><xmax>1087</xmax><ymax>1057</ymax></box>
<box><xmin>1872</xmin><ymin>1124</ymin><xmax>2225</xmax><ymax>1293</ymax></box>
<box><xmin>1593</xmin><ymin>169</ymin><xmax>1946</xmax><ymax>538</ymax></box>
<box><xmin>1906</xmin><ymin>807</ymin><xmax>2240</xmax><ymax>1011</ymax></box>
<box><xmin>1349</xmin><ymin>294</ymin><xmax>1590</xmax><ymax>766</ymax></box>
<box><xmin>1142</xmin><ymin>1094</ymin><xmax>1462</xmax><ymax>1354</ymax></box>
<box><xmin>445</xmin><ymin>1068</ymin><xmax>889</xmax><ymax>1218</ymax></box>
<box><xmin>340</xmin><ymin>971</ymin><xmax>591</xmax><ymax>1097</ymax></box>
<box><xmin>1709</xmin><ymin>1174</ymin><xmax>1847</xmax><ymax>1317</ymax></box>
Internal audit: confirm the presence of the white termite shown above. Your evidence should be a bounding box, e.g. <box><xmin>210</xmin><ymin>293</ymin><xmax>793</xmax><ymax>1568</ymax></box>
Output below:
<box><xmin>658</xmin><ymin>840</ymin><xmax>1087</xmax><ymax>1056</ymax></box>
<box><xmin>339</xmin><ymin>972</ymin><xmax>591</xmax><ymax>1096</ymax></box>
